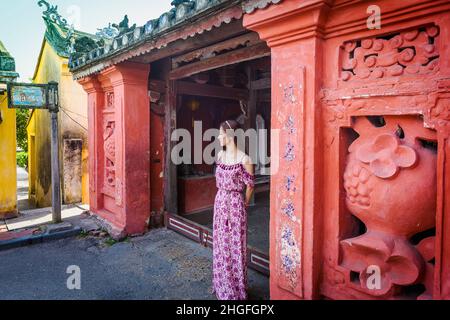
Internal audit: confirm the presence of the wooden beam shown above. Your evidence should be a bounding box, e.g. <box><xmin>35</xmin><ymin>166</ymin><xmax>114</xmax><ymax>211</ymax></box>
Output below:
<box><xmin>250</xmin><ymin>56</ymin><xmax>271</xmax><ymax>70</ymax></box>
<box><xmin>245</xmin><ymin>65</ymin><xmax>258</xmax><ymax>131</ymax></box>
<box><xmin>258</xmin><ymin>91</ymin><xmax>271</xmax><ymax>102</ymax></box>
<box><xmin>169</xmin><ymin>42</ymin><xmax>271</xmax><ymax>80</ymax></box>
<box><xmin>164</xmin><ymin>79</ymin><xmax>179</xmax><ymax>215</ymax></box>
<box><xmin>177</xmin><ymin>81</ymin><xmax>248</xmax><ymax>101</ymax></box>
<box><xmin>251</xmin><ymin>78</ymin><xmax>271</xmax><ymax>90</ymax></box>
<box><xmin>172</xmin><ymin>33</ymin><xmax>261</xmax><ymax>69</ymax></box>
<box><xmin>149</xmin><ymin>79</ymin><xmax>165</xmax><ymax>93</ymax></box>
<box><xmin>150</xmin><ymin>79</ymin><xmax>248</xmax><ymax>100</ymax></box>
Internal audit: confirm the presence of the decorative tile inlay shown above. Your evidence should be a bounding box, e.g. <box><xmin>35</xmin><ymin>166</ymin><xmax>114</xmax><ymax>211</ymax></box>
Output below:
<box><xmin>280</xmin><ymin>225</ymin><xmax>301</xmax><ymax>288</ymax></box>
<box><xmin>285</xmin><ymin>115</ymin><xmax>296</xmax><ymax>134</ymax></box>
<box><xmin>276</xmin><ymin>66</ymin><xmax>305</xmax><ymax>298</ymax></box>
<box><xmin>285</xmin><ymin>175</ymin><xmax>296</xmax><ymax>192</ymax></box>
<box><xmin>283</xmin><ymin>83</ymin><xmax>297</xmax><ymax>105</ymax></box>
<box><xmin>281</xmin><ymin>199</ymin><xmax>296</xmax><ymax>221</ymax></box>
<box><xmin>284</xmin><ymin>142</ymin><xmax>295</xmax><ymax>162</ymax></box>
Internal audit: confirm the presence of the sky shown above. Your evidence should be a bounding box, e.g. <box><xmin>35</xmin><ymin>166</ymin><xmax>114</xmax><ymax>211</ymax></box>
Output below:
<box><xmin>0</xmin><ymin>0</ymin><xmax>173</xmax><ymax>82</ymax></box>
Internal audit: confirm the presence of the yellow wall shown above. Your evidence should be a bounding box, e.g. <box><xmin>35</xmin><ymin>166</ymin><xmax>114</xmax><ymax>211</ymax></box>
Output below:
<box><xmin>29</xmin><ymin>41</ymin><xmax>89</xmax><ymax>207</ymax></box>
<box><xmin>60</xmin><ymin>62</ymin><xmax>89</xmax><ymax>205</ymax></box>
<box><xmin>30</xmin><ymin>41</ymin><xmax>60</xmax><ymax>208</ymax></box>
<box><xmin>0</xmin><ymin>89</ymin><xmax>17</xmax><ymax>218</ymax></box>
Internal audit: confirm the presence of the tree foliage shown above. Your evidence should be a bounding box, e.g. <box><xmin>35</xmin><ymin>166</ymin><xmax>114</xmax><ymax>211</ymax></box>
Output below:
<box><xmin>16</xmin><ymin>109</ymin><xmax>29</xmax><ymax>152</ymax></box>
<box><xmin>17</xmin><ymin>151</ymin><xmax>28</xmax><ymax>169</ymax></box>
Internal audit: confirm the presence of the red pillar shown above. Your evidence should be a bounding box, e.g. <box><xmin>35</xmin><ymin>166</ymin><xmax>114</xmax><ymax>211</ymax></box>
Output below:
<box><xmin>245</xmin><ymin>0</ymin><xmax>328</xmax><ymax>300</ymax></box>
<box><xmin>78</xmin><ymin>76</ymin><xmax>104</xmax><ymax>214</ymax></box>
<box><xmin>79</xmin><ymin>62</ymin><xmax>151</xmax><ymax>237</ymax></box>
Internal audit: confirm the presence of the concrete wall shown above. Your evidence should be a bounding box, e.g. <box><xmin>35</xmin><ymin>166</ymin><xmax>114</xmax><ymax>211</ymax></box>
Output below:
<box><xmin>29</xmin><ymin>41</ymin><xmax>89</xmax><ymax>208</ymax></box>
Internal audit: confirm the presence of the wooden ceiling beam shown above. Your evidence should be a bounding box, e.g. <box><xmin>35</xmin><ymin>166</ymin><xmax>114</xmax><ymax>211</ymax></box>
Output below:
<box><xmin>169</xmin><ymin>42</ymin><xmax>271</xmax><ymax>80</ymax></box>
<box><xmin>251</xmin><ymin>77</ymin><xmax>271</xmax><ymax>90</ymax></box>
<box><xmin>149</xmin><ymin>79</ymin><xmax>248</xmax><ymax>101</ymax></box>
<box><xmin>177</xmin><ymin>81</ymin><xmax>248</xmax><ymax>101</ymax></box>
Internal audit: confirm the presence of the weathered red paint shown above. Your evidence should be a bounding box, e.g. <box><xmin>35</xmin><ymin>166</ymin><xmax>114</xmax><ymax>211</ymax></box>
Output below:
<box><xmin>79</xmin><ymin>62</ymin><xmax>151</xmax><ymax>237</ymax></box>
<box><xmin>244</xmin><ymin>0</ymin><xmax>450</xmax><ymax>300</ymax></box>
<box><xmin>178</xmin><ymin>176</ymin><xmax>217</xmax><ymax>215</ymax></box>
<box><xmin>150</xmin><ymin>111</ymin><xmax>165</xmax><ymax>213</ymax></box>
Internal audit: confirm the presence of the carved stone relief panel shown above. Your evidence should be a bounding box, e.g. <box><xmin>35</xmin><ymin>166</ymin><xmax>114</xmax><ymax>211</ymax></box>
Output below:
<box><xmin>103</xmin><ymin>117</ymin><xmax>116</xmax><ymax>195</ymax></box>
<box><xmin>340</xmin><ymin>115</ymin><xmax>437</xmax><ymax>299</ymax></box>
<box><xmin>341</xmin><ymin>25</ymin><xmax>440</xmax><ymax>82</ymax></box>
<box><xmin>102</xmin><ymin>91</ymin><xmax>117</xmax><ymax>199</ymax></box>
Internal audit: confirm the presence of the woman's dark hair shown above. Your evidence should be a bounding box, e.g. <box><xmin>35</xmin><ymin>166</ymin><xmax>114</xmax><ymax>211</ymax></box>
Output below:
<box><xmin>220</xmin><ymin>120</ymin><xmax>240</xmax><ymax>132</ymax></box>
<box><xmin>220</xmin><ymin>120</ymin><xmax>241</xmax><ymax>148</ymax></box>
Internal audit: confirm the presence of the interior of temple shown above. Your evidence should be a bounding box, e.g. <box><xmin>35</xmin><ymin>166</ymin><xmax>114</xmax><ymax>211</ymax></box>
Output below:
<box><xmin>147</xmin><ymin>33</ymin><xmax>272</xmax><ymax>271</ymax></box>
<box><xmin>177</xmin><ymin>57</ymin><xmax>271</xmax><ymax>254</ymax></box>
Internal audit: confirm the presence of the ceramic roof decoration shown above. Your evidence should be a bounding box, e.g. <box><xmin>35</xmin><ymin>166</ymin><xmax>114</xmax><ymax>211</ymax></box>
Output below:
<box><xmin>68</xmin><ymin>0</ymin><xmax>283</xmax><ymax>77</ymax></box>
<box><xmin>38</xmin><ymin>0</ymin><xmax>100</xmax><ymax>59</ymax></box>
<box><xmin>0</xmin><ymin>40</ymin><xmax>19</xmax><ymax>82</ymax></box>
<box><xmin>96</xmin><ymin>24</ymin><xmax>120</xmax><ymax>40</ymax></box>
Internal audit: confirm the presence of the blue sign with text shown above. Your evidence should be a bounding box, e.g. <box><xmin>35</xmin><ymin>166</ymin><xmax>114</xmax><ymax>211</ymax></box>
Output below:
<box><xmin>8</xmin><ymin>84</ymin><xmax>48</xmax><ymax>109</ymax></box>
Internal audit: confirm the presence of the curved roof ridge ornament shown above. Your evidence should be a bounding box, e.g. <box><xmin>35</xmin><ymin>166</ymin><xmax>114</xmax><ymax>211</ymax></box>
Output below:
<box><xmin>171</xmin><ymin>0</ymin><xmax>192</xmax><ymax>6</ymax></box>
<box><xmin>96</xmin><ymin>23</ymin><xmax>120</xmax><ymax>40</ymax></box>
<box><xmin>38</xmin><ymin>0</ymin><xmax>68</xmax><ymax>29</ymax></box>
<box><xmin>113</xmin><ymin>15</ymin><xmax>137</xmax><ymax>36</ymax></box>
<box><xmin>96</xmin><ymin>15</ymin><xmax>137</xmax><ymax>40</ymax></box>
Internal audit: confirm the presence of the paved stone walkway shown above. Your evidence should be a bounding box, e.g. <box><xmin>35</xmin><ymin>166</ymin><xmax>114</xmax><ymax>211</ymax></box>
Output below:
<box><xmin>0</xmin><ymin>228</ymin><xmax>269</xmax><ymax>300</ymax></box>
<box><xmin>17</xmin><ymin>166</ymin><xmax>34</xmax><ymax>212</ymax></box>
<box><xmin>0</xmin><ymin>167</ymin><xmax>89</xmax><ymax>242</ymax></box>
<box><xmin>0</xmin><ymin>205</ymin><xmax>88</xmax><ymax>242</ymax></box>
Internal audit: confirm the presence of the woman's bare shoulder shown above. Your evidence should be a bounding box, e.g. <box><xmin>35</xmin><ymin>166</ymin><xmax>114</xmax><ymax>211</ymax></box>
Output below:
<box><xmin>240</xmin><ymin>153</ymin><xmax>252</xmax><ymax>165</ymax></box>
<box><xmin>240</xmin><ymin>153</ymin><xmax>254</xmax><ymax>175</ymax></box>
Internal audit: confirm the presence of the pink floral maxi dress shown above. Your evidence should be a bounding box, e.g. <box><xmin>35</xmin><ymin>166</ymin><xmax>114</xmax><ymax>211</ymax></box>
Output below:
<box><xmin>212</xmin><ymin>161</ymin><xmax>255</xmax><ymax>300</ymax></box>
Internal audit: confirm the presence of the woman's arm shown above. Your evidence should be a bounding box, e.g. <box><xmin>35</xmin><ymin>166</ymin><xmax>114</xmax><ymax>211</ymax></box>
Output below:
<box><xmin>243</xmin><ymin>157</ymin><xmax>255</xmax><ymax>207</ymax></box>
<box><xmin>217</xmin><ymin>150</ymin><xmax>224</xmax><ymax>163</ymax></box>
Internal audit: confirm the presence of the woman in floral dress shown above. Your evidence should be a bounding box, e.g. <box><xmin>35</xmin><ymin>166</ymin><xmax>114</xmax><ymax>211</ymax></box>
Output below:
<box><xmin>212</xmin><ymin>120</ymin><xmax>255</xmax><ymax>300</ymax></box>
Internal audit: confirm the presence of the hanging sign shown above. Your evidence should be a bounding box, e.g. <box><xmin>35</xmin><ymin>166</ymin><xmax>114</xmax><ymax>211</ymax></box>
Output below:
<box><xmin>7</xmin><ymin>83</ymin><xmax>48</xmax><ymax>109</ymax></box>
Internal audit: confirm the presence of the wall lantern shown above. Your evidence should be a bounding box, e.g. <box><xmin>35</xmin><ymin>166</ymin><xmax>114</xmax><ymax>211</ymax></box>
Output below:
<box><xmin>188</xmin><ymin>99</ymin><xmax>200</xmax><ymax>128</ymax></box>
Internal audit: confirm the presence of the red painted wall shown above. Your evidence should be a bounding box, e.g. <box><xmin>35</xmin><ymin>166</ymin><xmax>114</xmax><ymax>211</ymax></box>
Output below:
<box><xmin>178</xmin><ymin>176</ymin><xmax>217</xmax><ymax>215</ymax></box>
<box><xmin>79</xmin><ymin>62</ymin><xmax>151</xmax><ymax>237</ymax></box>
<box><xmin>245</xmin><ymin>0</ymin><xmax>450</xmax><ymax>300</ymax></box>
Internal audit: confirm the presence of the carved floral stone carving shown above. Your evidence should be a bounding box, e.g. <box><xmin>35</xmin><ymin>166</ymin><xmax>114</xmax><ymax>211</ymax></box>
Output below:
<box><xmin>341</xmin><ymin>115</ymin><xmax>437</xmax><ymax>299</ymax></box>
<box><xmin>356</xmin><ymin>134</ymin><xmax>417</xmax><ymax>179</ymax></box>
<box><xmin>104</xmin><ymin>120</ymin><xmax>116</xmax><ymax>189</ymax></box>
<box><xmin>341</xmin><ymin>25</ymin><xmax>440</xmax><ymax>81</ymax></box>
<box><xmin>106</xmin><ymin>92</ymin><xmax>114</xmax><ymax>108</ymax></box>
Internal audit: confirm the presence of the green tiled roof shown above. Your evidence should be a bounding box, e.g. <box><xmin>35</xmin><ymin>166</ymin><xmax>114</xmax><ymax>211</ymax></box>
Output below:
<box><xmin>0</xmin><ymin>41</ymin><xmax>12</xmax><ymax>57</ymax></box>
<box><xmin>69</xmin><ymin>0</ymin><xmax>241</xmax><ymax>70</ymax></box>
<box><xmin>68</xmin><ymin>0</ymin><xmax>283</xmax><ymax>73</ymax></box>
<box><xmin>0</xmin><ymin>40</ymin><xmax>19</xmax><ymax>82</ymax></box>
